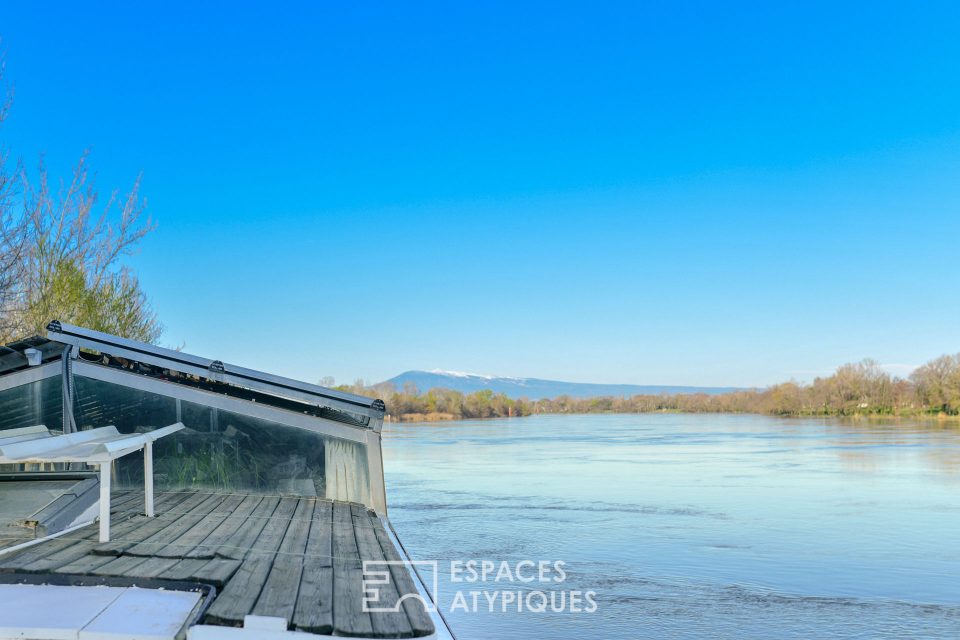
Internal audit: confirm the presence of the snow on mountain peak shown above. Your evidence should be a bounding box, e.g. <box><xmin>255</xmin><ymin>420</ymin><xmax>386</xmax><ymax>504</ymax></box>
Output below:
<box><xmin>429</xmin><ymin>369</ymin><xmax>495</xmax><ymax>380</ymax></box>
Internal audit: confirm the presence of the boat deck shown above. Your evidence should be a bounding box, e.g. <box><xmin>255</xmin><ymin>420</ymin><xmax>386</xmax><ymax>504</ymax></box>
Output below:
<box><xmin>0</xmin><ymin>489</ymin><xmax>434</xmax><ymax>638</ymax></box>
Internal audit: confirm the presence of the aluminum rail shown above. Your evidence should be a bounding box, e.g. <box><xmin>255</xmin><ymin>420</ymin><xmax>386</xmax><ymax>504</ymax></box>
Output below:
<box><xmin>46</xmin><ymin>320</ymin><xmax>386</xmax><ymax>427</ymax></box>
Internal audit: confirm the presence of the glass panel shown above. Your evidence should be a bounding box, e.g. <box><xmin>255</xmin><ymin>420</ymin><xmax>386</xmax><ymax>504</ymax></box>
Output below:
<box><xmin>74</xmin><ymin>376</ymin><xmax>177</xmax><ymax>434</ymax></box>
<box><xmin>0</xmin><ymin>375</ymin><xmax>66</xmax><ymax>474</ymax></box>
<box><xmin>0</xmin><ymin>376</ymin><xmax>63</xmax><ymax>434</ymax></box>
<box><xmin>73</xmin><ymin>375</ymin><xmax>370</xmax><ymax>503</ymax></box>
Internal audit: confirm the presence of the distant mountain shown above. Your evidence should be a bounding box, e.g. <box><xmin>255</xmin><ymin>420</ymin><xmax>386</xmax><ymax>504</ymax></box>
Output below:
<box><xmin>382</xmin><ymin>370</ymin><xmax>745</xmax><ymax>400</ymax></box>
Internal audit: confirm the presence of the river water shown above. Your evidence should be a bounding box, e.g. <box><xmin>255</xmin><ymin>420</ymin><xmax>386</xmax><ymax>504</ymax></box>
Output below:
<box><xmin>382</xmin><ymin>413</ymin><xmax>960</xmax><ymax>639</ymax></box>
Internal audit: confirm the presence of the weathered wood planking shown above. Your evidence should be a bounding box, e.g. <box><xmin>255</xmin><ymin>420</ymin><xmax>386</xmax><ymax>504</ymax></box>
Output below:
<box><xmin>353</xmin><ymin>504</ymin><xmax>415</xmax><ymax>638</ymax></box>
<box><xmin>332</xmin><ymin>501</ymin><xmax>374</xmax><ymax>637</ymax></box>
<box><xmin>0</xmin><ymin>491</ymin><xmax>434</xmax><ymax>638</ymax></box>
<box><xmin>93</xmin><ymin>491</ymin><xmax>213</xmax><ymax>556</ymax></box>
<box><xmin>371</xmin><ymin>518</ymin><xmax>436</xmax><ymax>637</ymax></box>
<box><xmin>15</xmin><ymin>491</ymin><xmax>194</xmax><ymax>573</ymax></box>
<box><xmin>149</xmin><ymin>493</ymin><xmax>246</xmax><ymax>559</ymax></box>
<box><xmin>203</xmin><ymin>496</ymin><xmax>299</xmax><ymax>626</ymax></box>
<box><xmin>292</xmin><ymin>499</ymin><xmax>334</xmax><ymax>634</ymax></box>
<box><xmin>304</xmin><ymin>500</ymin><xmax>334</xmax><ymax>567</ymax></box>
<box><xmin>251</xmin><ymin>498</ymin><xmax>314</xmax><ymax>623</ymax></box>
<box><xmin>155</xmin><ymin>557</ymin><xmax>210</xmax><ymax>581</ymax></box>
<box><xmin>189</xmin><ymin>558</ymin><xmax>241</xmax><ymax>587</ymax></box>
<box><xmin>89</xmin><ymin>554</ymin><xmax>150</xmax><ymax>576</ymax></box>
<box><xmin>107</xmin><ymin>489</ymin><xmax>149</xmax><ymax>514</ymax></box>
<box><xmin>212</xmin><ymin>495</ymin><xmax>280</xmax><ymax>561</ymax></box>
<box><xmin>122</xmin><ymin>555</ymin><xmax>179</xmax><ymax>578</ymax></box>
<box><xmin>0</xmin><ymin>491</ymin><xmax>191</xmax><ymax>572</ymax></box>
<box><xmin>185</xmin><ymin>494</ymin><xmax>262</xmax><ymax>559</ymax></box>
<box><xmin>121</xmin><ymin>493</ymin><xmax>226</xmax><ymax>557</ymax></box>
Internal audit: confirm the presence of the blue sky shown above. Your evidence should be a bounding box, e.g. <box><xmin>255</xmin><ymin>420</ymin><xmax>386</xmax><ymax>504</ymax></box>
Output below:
<box><xmin>2</xmin><ymin>2</ymin><xmax>959</xmax><ymax>387</ymax></box>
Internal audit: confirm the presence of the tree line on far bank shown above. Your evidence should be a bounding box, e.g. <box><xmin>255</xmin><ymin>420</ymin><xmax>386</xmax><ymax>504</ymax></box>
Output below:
<box><xmin>337</xmin><ymin>355</ymin><xmax>960</xmax><ymax>421</ymax></box>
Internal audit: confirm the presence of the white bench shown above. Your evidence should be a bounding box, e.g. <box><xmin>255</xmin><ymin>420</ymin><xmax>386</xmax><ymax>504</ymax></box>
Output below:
<box><xmin>0</xmin><ymin>423</ymin><xmax>185</xmax><ymax>542</ymax></box>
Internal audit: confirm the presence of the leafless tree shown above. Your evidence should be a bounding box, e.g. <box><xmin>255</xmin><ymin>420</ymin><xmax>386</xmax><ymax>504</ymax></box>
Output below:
<box><xmin>7</xmin><ymin>153</ymin><xmax>160</xmax><ymax>342</ymax></box>
<box><xmin>0</xmin><ymin>46</ymin><xmax>160</xmax><ymax>344</ymax></box>
<box><xmin>0</xmin><ymin>49</ymin><xmax>26</xmax><ymax>340</ymax></box>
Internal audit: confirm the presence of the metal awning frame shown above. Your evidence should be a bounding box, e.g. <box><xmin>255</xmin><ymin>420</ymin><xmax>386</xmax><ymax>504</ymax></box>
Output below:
<box><xmin>46</xmin><ymin>321</ymin><xmax>384</xmax><ymax>426</ymax></box>
<box><xmin>0</xmin><ymin>361</ymin><xmax>60</xmax><ymax>393</ymax></box>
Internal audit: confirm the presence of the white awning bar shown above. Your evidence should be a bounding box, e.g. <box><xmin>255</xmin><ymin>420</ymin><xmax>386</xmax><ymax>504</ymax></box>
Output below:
<box><xmin>0</xmin><ymin>361</ymin><xmax>61</xmax><ymax>393</ymax></box>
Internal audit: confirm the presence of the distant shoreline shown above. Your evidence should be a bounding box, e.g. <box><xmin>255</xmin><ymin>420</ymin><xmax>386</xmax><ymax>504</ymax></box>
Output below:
<box><xmin>385</xmin><ymin>409</ymin><xmax>960</xmax><ymax>425</ymax></box>
<box><xmin>351</xmin><ymin>355</ymin><xmax>960</xmax><ymax>425</ymax></box>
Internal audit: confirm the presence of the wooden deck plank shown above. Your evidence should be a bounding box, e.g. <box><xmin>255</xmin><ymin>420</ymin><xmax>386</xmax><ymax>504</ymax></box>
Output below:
<box><xmin>108</xmin><ymin>488</ymin><xmax>194</xmax><ymax>518</ymax></box>
<box><xmin>0</xmin><ymin>490</ymin><xmax>151</xmax><ymax>570</ymax></box>
<box><xmin>156</xmin><ymin>557</ymin><xmax>209</xmax><ymax>581</ymax></box>
<box><xmin>0</xmin><ymin>491</ymin><xmax>190</xmax><ymax>572</ymax></box>
<box><xmin>107</xmin><ymin>489</ymin><xmax>187</xmax><ymax>525</ymax></box>
<box><xmin>190</xmin><ymin>558</ymin><xmax>242</xmax><ymax>588</ymax></box>
<box><xmin>292</xmin><ymin>500</ymin><xmax>334</xmax><ymax>634</ymax></box>
<box><xmin>56</xmin><ymin>552</ymin><xmax>125</xmax><ymax>575</ymax></box>
<box><xmin>354</xmin><ymin>512</ymin><xmax>414</xmax><ymax>639</ymax></box>
<box><xmin>0</xmin><ymin>537</ymin><xmax>80</xmax><ymax>571</ymax></box>
<box><xmin>21</xmin><ymin>491</ymin><xmax>193</xmax><ymax>571</ymax></box>
<box><xmin>90</xmin><ymin>554</ymin><xmax>151</xmax><ymax>577</ymax></box>
<box><xmin>235</xmin><ymin>496</ymin><xmax>300</xmax><ymax>559</ymax></box>
<box><xmin>93</xmin><ymin>491</ymin><xmax>213</xmax><ymax>556</ymax></box>
<box><xmin>150</xmin><ymin>493</ymin><xmax>246</xmax><ymax>559</ymax></box>
<box><xmin>251</xmin><ymin>499</ymin><xmax>314</xmax><ymax>623</ymax></box>
<box><xmin>303</xmin><ymin>500</ymin><xmax>333</xmax><ymax>567</ymax></box>
<box><xmin>121</xmin><ymin>493</ymin><xmax>226</xmax><ymax>557</ymax></box>
<box><xmin>332</xmin><ymin>501</ymin><xmax>373</xmax><ymax>637</ymax></box>
<box><xmin>203</xmin><ymin>497</ymin><xmax>299</xmax><ymax>626</ymax></box>
<box><xmin>123</xmin><ymin>556</ymin><xmax>179</xmax><ymax>578</ymax></box>
<box><xmin>107</xmin><ymin>489</ymin><xmax>143</xmax><ymax>514</ymax></box>
<box><xmin>185</xmin><ymin>495</ymin><xmax>262</xmax><ymax>559</ymax></box>
<box><xmin>214</xmin><ymin>496</ymin><xmax>280</xmax><ymax>561</ymax></box>
<box><xmin>332</xmin><ymin>502</ymin><xmax>361</xmax><ymax>567</ymax></box>
<box><xmin>372</xmin><ymin>519</ymin><xmax>435</xmax><ymax>637</ymax></box>
<box><xmin>294</xmin><ymin>563</ymin><xmax>333</xmax><ymax>634</ymax></box>
<box><xmin>334</xmin><ymin>564</ymin><xmax>375</xmax><ymax>638</ymax></box>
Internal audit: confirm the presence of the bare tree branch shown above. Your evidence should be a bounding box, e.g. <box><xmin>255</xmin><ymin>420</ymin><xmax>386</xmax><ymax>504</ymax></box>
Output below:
<box><xmin>4</xmin><ymin>154</ymin><xmax>160</xmax><ymax>343</ymax></box>
<box><xmin>0</xmin><ymin>48</ymin><xmax>159</xmax><ymax>344</ymax></box>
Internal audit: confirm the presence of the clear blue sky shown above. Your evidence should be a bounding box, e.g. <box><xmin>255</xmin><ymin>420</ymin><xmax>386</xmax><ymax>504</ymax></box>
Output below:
<box><xmin>2</xmin><ymin>2</ymin><xmax>959</xmax><ymax>387</ymax></box>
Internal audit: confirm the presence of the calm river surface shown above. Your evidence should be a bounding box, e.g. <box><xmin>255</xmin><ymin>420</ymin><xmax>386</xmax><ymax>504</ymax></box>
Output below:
<box><xmin>382</xmin><ymin>414</ymin><xmax>960</xmax><ymax>639</ymax></box>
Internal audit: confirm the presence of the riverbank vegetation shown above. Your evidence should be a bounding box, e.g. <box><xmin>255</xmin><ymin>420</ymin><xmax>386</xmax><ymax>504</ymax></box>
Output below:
<box><xmin>337</xmin><ymin>355</ymin><xmax>960</xmax><ymax>421</ymax></box>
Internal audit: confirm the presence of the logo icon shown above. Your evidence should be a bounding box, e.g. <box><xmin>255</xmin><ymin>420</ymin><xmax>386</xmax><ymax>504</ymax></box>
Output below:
<box><xmin>362</xmin><ymin>560</ymin><xmax>439</xmax><ymax>613</ymax></box>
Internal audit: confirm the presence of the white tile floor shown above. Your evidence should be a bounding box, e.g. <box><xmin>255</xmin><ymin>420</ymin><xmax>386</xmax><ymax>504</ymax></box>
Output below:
<box><xmin>0</xmin><ymin>583</ymin><xmax>201</xmax><ymax>640</ymax></box>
